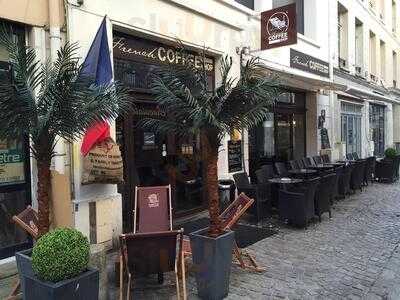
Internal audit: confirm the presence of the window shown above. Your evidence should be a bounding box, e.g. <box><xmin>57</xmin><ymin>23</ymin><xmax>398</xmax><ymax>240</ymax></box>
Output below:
<box><xmin>380</xmin><ymin>40</ymin><xmax>386</xmax><ymax>81</ymax></box>
<box><xmin>341</xmin><ymin>102</ymin><xmax>362</xmax><ymax>157</ymax></box>
<box><xmin>234</xmin><ymin>0</ymin><xmax>254</xmax><ymax>10</ymax></box>
<box><xmin>393</xmin><ymin>51</ymin><xmax>398</xmax><ymax>87</ymax></box>
<box><xmin>369</xmin><ymin>104</ymin><xmax>385</xmax><ymax>156</ymax></box>
<box><xmin>273</xmin><ymin>0</ymin><xmax>304</xmax><ymax>34</ymax></box>
<box><xmin>355</xmin><ymin>19</ymin><xmax>364</xmax><ymax>75</ymax></box>
<box><xmin>369</xmin><ymin>31</ymin><xmax>377</xmax><ymax>81</ymax></box>
<box><xmin>338</xmin><ymin>3</ymin><xmax>349</xmax><ymax>69</ymax></box>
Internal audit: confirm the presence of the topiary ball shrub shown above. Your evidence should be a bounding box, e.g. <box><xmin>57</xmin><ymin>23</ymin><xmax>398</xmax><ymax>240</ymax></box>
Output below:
<box><xmin>32</xmin><ymin>228</ymin><xmax>90</xmax><ymax>283</ymax></box>
<box><xmin>385</xmin><ymin>147</ymin><xmax>397</xmax><ymax>159</ymax></box>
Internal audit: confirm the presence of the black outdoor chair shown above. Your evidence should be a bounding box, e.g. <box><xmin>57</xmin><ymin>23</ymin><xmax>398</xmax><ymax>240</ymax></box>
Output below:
<box><xmin>346</xmin><ymin>153</ymin><xmax>354</xmax><ymax>161</ymax></box>
<box><xmin>321</xmin><ymin>154</ymin><xmax>331</xmax><ymax>163</ymax></box>
<box><xmin>352</xmin><ymin>152</ymin><xmax>360</xmax><ymax>160</ymax></box>
<box><xmin>314</xmin><ymin>173</ymin><xmax>336</xmax><ymax>222</ymax></box>
<box><xmin>233</xmin><ymin>172</ymin><xmax>271</xmax><ymax>223</ymax></box>
<box><xmin>261</xmin><ymin>164</ymin><xmax>277</xmax><ymax>179</ymax></box>
<box><xmin>313</xmin><ymin>156</ymin><xmax>323</xmax><ymax>165</ymax></box>
<box><xmin>302</xmin><ymin>157</ymin><xmax>313</xmax><ymax>168</ymax></box>
<box><xmin>296</xmin><ymin>159</ymin><xmax>306</xmax><ymax>169</ymax></box>
<box><xmin>331</xmin><ymin>166</ymin><xmax>343</xmax><ymax>202</ymax></box>
<box><xmin>337</xmin><ymin>164</ymin><xmax>353</xmax><ymax>198</ymax></box>
<box><xmin>275</xmin><ymin>162</ymin><xmax>289</xmax><ymax>177</ymax></box>
<box><xmin>350</xmin><ymin>160</ymin><xmax>366</xmax><ymax>192</ymax></box>
<box><xmin>279</xmin><ymin>177</ymin><xmax>320</xmax><ymax>228</ymax></box>
<box><xmin>375</xmin><ymin>158</ymin><xmax>398</xmax><ymax>182</ymax></box>
<box><xmin>288</xmin><ymin>160</ymin><xmax>299</xmax><ymax>170</ymax></box>
<box><xmin>363</xmin><ymin>156</ymin><xmax>376</xmax><ymax>186</ymax></box>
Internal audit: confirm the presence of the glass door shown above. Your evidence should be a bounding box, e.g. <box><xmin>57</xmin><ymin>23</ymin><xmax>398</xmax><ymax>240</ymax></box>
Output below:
<box><xmin>341</xmin><ymin>114</ymin><xmax>362</xmax><ymax>156</ymax></box>
<box><xmin>369</xmin><ymin>104</ymin><xmax>385</xmax><ymax>156</ymax></box>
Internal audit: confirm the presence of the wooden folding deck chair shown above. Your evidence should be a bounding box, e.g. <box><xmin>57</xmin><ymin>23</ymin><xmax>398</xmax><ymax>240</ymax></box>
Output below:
<box><xmin>133</xmin><ymin>185</ymin><xmax>173</xmax><ymax>233</ymax></box>
<box><xmin>183</xmin><ymin>193</ymin><xmax>265</xmax><ymax>272</ymax></box>
<box><xmin>7</xmin><ymin>206</ymin><xmax>39</xmax><ymax>300</ymax></box>
<box><xmin>119</xmin><ymin>230</ymin><xmax>187</xmax><ymax>300</ymax></box>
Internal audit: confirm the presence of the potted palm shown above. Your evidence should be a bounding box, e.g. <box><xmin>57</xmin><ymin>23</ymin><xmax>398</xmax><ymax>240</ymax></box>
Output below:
<box><xmin>142</xmin><ymin>48</ymin><xmax>280</xmax><ymax>299</ymax></box>
<box><xmin>0</xmin><ymin>24</ymin><xmax>130</xmax><ymax>236</ymax></box>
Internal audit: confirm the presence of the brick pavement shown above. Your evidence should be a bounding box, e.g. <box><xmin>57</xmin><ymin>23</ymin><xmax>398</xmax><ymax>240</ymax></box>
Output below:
<box><xmin>108</xmin><ymin>181</ymin><xmax>400</xmax><ymax>299</ymax></box>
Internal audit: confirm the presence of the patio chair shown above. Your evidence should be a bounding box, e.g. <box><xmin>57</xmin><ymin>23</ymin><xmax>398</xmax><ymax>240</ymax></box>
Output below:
<box><xmin>331</xmin><ymin>165</ymin><xmax>343</xmax><ymax>202</ymax></box>
<box><xmin>313</xmin><ymin>156</ymin><xmax>323</xmax><ymax>165</ymax></box>
<box><xmin>261</xmin><ymin>164</ymin><xmax>277</xmax><ymax>179</ymax></box>
<box><xmin>337</xmin><ymin>164</ymin><xmax>353</xmax><ymax>198</ymax></box>
<box><xmin>314</xmin><ymin>173</ymin><xmax>336</xmax><ymax>222</ymax></box>
<box><xmin>288</xmin><ymin>160</ymin><xmax>299</xmax><ymax>170</ymax></box>
<box><xmin>302</xmin><ymin>157</ymin><xmax>315</xmax><ymax>167</ymax></box>
<box><xmin>133</xmin><ymin>185</ymin><xmax>172</xmax><ymax>233</ymax></box>
<box><xmin>279</xmin><ymin>177</ymin><xmax>319</xmax><ymax>228</ymax></box>
<box><xmin>7</xmin><ymin>206</ymin><xmax>39</xmax><ymax>300</ymax></box>
<box><xmin>363</xmin><ymin>156</ymin><xmax>376</xmax><ymax>185</ymax></box>
<box><xmin>132</xmin><ymin>185</ymin><xmax>173</xmax><ymax>284</ymax></box>
<box><xmin>375</xmin><ymin>158</ymin><xmax>398</xmax><ymax>182</ymax></box>
<box><xmin>352</xmin><ymin>152</ymin><xmax>360</xmax><ymax>160</ymax></box>
<box><xmin>119</xmin><ymin>230</ymin><xmax>186</xmax><ymax>300</ymax></box>
<box><xmin>233</xmin><ymin>172</ymin><xmax>271</xmax><ymax>223</ymax></box>
<box><xmin>296</xmin><ymin>159</ymin><xmax>306</xmax><ymax>169</ymax></box>
<box><xmin>350</xmin><ymin>160</ymin><xmax>366</xmax><ymax>192</ymax></box>
<box><xmin>274</xmin><ymin>162</ymin><xmax>289</xmax><ymax>177</ymax></box>
<box><xmin>321</xmin><ymin>154</ymin><xmax>331</xmax><ymax>163</ymax></box>
<box><xmin>346</xmin><ymin>153</ymin><xmax>354</xmax><ymax>160</ymax></box>
<box><xmin>183</xmin><ymin>193</ymin><xmax>264</xmax><ymax>272</ymax></box>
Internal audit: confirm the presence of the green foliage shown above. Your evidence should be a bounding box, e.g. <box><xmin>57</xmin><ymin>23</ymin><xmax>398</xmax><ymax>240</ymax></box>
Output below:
<box><xmin>32</xmin><ymin>228</ymin><xmax>90</xmax><ymax>283</ymax></box>
<box><xmin>385</xmin><ymin>147</ymin><xmax>397</xmax><ymax>159</ymax></box>
<box><xmin>140</xmin><ymin>48</ymin><xmax>281</xmax><ymax>147</ymax></box>
<box><xmin>0</xmin><ymin>23</ymin><xmax>132</xmax><ymax>161</ymax></box>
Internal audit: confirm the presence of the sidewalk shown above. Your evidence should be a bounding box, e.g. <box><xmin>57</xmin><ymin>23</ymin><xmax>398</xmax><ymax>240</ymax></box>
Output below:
<box><xmin>108</xmin><ymin>181</ymin><xmax>400</xmax><ymax>299</ymax></box>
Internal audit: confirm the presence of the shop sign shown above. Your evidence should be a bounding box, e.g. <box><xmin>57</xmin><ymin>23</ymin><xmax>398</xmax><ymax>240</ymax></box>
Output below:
<box><xmin>228</xmin><ymin>140</ymin><xmax>242</xmax><ymax>173</ymax></box>
<box><xmin>0</xmin><ymin>140</ymin><xmax>25</xmax><ymax>186</ymax></box>
<box><xmin>261</xmin><ymin>3</ymin><xmax>297</xmax><ymax>50</ymax></box>
<box><xmin>290</xmin><ymin>49</ymin><xmax>330</xmax><ymax>78</ymax></box>
<box><xmin>113</xmin><ymin>33</ymin><xmax>214</xmax><ymax>73</ymax></box>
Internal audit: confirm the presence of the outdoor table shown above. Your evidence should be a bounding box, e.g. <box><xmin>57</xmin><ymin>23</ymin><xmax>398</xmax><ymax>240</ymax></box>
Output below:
<box><xmin>288</xmin><ymin>169</ymin><xmax>317</xmax><ymax>179</ymax></box>
<box><xmin>268</xmin><ymin>177</ymin><xmax>304</xmax><ymax>191</ymax></box>
<box><xmin>308</xmin><ymin>164</ymin><xmax>336</xmax><ymax>171</ymax></box>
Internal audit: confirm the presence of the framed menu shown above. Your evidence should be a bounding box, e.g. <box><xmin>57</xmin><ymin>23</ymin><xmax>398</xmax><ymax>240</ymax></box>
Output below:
<box><xmin>228</xmin><ymin>140</ymin><xmax>243</xmax><ymax>173</ymax></box>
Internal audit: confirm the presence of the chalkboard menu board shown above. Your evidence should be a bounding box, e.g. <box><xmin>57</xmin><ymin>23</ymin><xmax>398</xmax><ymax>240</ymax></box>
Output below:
<box><xmin>228</xmin><ymin>140</ymin><xmax>242</xmax><ymax>173</ymax></box>
<box><xmin>320</xmin><ymin>128</ymin><xmax>331</xmax><ymax>149</ymax></box>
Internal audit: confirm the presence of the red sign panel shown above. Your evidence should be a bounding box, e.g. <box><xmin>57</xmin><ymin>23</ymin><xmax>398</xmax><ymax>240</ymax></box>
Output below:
<box><xmin>261</xmin><ymin>3</ymin><xmax>297</xmax><ymax>50</ymax></box>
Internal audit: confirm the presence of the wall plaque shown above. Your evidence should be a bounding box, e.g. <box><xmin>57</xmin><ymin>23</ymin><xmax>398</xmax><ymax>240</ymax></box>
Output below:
<box><xmin>261</xmin><ymin>3</ymin><xmax>297</xmax><ymax>50</ymax></box>
<box><xmin>228</xmin><ymin>140</ymin><xmax>242</xmax><ymax>173</ymax></box>
<box><xmin>290</xmin><ymin>49</ymin><xmax>330</xmax><ymax>78</ymax></box>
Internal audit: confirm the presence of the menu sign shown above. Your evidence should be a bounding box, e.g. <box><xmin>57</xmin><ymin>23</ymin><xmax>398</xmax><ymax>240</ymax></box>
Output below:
<box><xmin>290</xmin><ymin>49</ymin><xmax>330</xmax><ymax>78</ymax></box>
<box><xmin>0</xmin><ymin>140</ymin><xmax>25</xmax><ymax>186</ymax></box>
<box><xmin>228</xmin><ymin>140</ymin><xmax>242</xmax><ymax>173</ymax></box>
<box><xmin>113</xmin><ymin>33</ymin><xmax>214</xmax><ymax>73</ymax></box>
<box><xmin>261</xmin><ymin>4</ymin><xmax>297</xmax><ymax>50</ymax></box>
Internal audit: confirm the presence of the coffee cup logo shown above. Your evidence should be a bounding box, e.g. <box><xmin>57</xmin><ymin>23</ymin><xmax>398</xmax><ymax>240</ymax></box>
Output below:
<box><xmin>267</xmin><ymin>11</ymin><xmax>290</xmax><ymax>45</ymax></box>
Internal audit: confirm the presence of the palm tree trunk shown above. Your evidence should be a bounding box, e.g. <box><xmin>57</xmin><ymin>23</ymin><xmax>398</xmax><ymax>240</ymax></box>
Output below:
<box><xmin>37</xmin><ymin>159</ymin><xmax>51</xmax><ymax>236</ymax></box>
<box><xmin>201</xmin><ymin>132</ymin><xmax>221</xmax><ymax>237</ymax></box>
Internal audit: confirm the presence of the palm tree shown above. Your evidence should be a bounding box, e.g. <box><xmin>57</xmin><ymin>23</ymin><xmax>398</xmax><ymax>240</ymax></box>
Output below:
<box><xmin>142</xmin><ymin>48</ymin><xmax>281</xmax><ymax>236</ymax></box>
<box><xmin>0</xmin><ymin>25</ymin><xmax>131</xmax><ymax>236</ymax></box>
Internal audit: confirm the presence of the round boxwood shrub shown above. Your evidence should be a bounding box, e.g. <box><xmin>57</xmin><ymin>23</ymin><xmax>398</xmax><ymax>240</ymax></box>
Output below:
<box><xmin>32</xmin><ymin>228</ymin><xmax>90</xmax><ymax>282</ymax></box>
<box><xmin>385</xmin><ymin>147</ymin><xmax>397</xmax><ymax>159</ymax></box>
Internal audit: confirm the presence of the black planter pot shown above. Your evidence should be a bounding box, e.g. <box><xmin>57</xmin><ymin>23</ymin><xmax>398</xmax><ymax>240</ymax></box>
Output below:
<box><xmin>189</xmin><ymin>228</ymin><xmax>235</xmax><ymax>300</ymax></box>
<box><xmin>15</xmin><ymin>249</ymin><xmax>99</xmax><ymax>300</ymax></box>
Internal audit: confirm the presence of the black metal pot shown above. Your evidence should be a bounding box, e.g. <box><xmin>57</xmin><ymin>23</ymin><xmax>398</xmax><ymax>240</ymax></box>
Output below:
<box><xmin>189</xmin><ymin>228</ymin><xmax>235</xmax><ymax>300</ymax></box>
<box><xmin>15</xmin><ymin>249</ymin><xmax>99</xmax><ymax>300</ymax></box>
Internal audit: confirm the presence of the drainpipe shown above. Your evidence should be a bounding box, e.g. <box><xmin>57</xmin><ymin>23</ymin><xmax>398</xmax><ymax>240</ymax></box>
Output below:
<box><xmin>49</xmin><ymin>0</ymin><xmax>65</xmax><ymax>174</ymax></box>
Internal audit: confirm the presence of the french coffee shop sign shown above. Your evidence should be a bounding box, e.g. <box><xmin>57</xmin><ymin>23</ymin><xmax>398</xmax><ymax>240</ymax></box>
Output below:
<box><xmin>261</xmin><ymin>3</ymin><xmax>297</xmax><ymax>50</ymax></box>
<box><xmin>290</xmin><ymin>49</ymin><xmax>330</xmax><ymax>78</ymax></box>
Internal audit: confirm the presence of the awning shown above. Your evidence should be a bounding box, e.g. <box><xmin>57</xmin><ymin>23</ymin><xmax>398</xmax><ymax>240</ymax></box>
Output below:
<box><xmin>345</xmin><ymin>87</ymin><xmax>394</xmax><ymax>103</ymax></box>
<box><xmin>335</xmin><ymin>90</ymin><xmax>362</xmax><ymax>101</ymax></box>
<box><xmin>262</xmin><ymin>65</ymin><xmax>346</xmax><ymax>92</ymax></box>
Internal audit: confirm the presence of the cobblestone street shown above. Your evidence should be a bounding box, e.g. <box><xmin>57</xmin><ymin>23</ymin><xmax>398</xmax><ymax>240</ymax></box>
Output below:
<box><xmin>109</xmin><ymin>181</ymin><xmax>400</xmax><ymax>299</ymax></box>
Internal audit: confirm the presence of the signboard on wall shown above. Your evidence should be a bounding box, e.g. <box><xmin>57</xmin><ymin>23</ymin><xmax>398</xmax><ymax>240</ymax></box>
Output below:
<box><xmin>228</xmin><ymin>140</ymin><xmax>243</xmax><ymax>173</ymax></box>
<box><xmin>0</xmin><ymin>140</ymin><xmax>25</xmax><ymax>186</ymax></box>
<box><xmin>290</xmin><ymin>49</ymin><xmax>330</xmax><ymax>78</ymax></box>
<box><xmin>261</xmin><ymin>3</ymin><xmax>297</xmax><ymax>50</ymax></box>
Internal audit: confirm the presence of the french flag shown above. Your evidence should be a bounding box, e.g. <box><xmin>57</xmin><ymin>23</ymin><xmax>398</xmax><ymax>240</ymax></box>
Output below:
<box><xmin>80</xmin><ymin>16</ymin><xmax>112</xmax><ymax>156</ymax></box>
